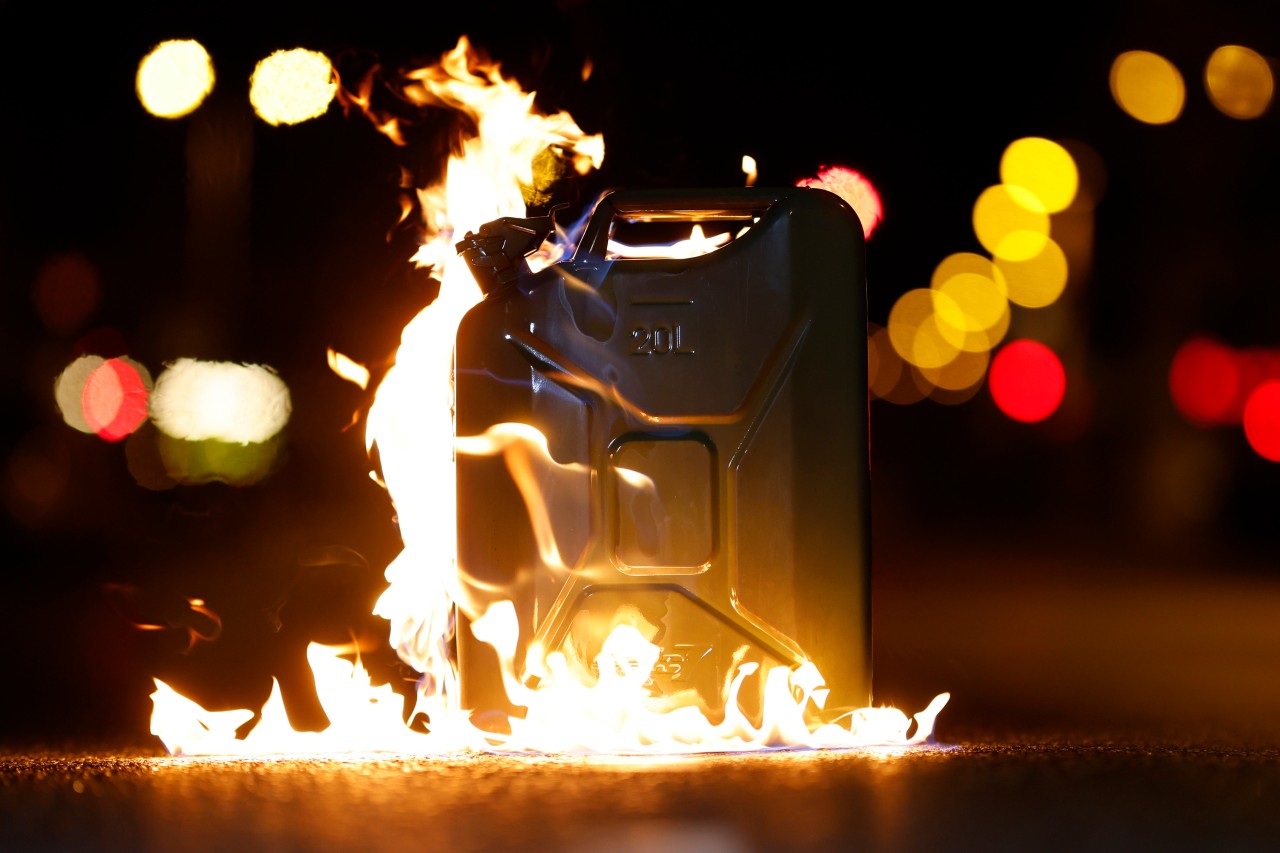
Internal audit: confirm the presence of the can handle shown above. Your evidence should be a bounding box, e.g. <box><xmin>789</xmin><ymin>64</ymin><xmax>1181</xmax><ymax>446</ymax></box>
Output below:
<box><xmin>571</xmin><ymin>187</ymin><xmax>793</xmax><ymax>262</ymax></box>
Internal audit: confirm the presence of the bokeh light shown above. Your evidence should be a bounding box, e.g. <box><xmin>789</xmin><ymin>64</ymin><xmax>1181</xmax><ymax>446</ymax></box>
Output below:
<box><xmin>972</xmin><ymin>184</ymin><xmax>1050</xmax><ymax>261</ymax></box>
<box><xmin>147</xmin><ymin>359</ymin><xmax>292</xmax><ymax>487</ymax></box>
<box><xmin>81</xmin><ymin>358</ymin><xmax>151</xmax><ymax>442</ymax></box>
<box><xmin>888</xmin><ymin>288</ymin><xmax>962</xmax><ymax>369</ymax></box>
<box><xmin>869</xmin><ymin>325</ymin><xmax>927</xmax><ymax>404</ymax></box>
<box><xmin>249</xmin><ymin>48</ymin><xmax>338</xmax><ymax>126</ymax></box>
<box><xmin>136</xmin><ymin>39</ymin><xmax>215</xmax><ymax>119</ymax></box>
<box><xmin>875</xmin><ymin>130</ymin><xmax>1101</xmax><ymax>413</ymax></box>
<box><xmin>1110</xmin><ymin>50</ymin><xmax>1185</xmax><ymax>125</ymax></box>
<box><xmin>919</xmin><ymin>347</ymin><xmax>989</xmax><ymax>395</ymax></box>
<box><xmin>150</xmin><ymin>359</ymin><xmax>291</xmax><ymax>443</ymax></box>
<box><xmin>868</xmin><ymin>325</ymin><xmax>884</xmax><ymax>393</ymax></box>
<box><xmin>973</xmin><ymin>299</ymin><xmax>1010</xmax><ymax>352</ymax></box>
<box><xmin>993</xmin><ymin>238</ymin><xmax>1069</xmax><ymax>309</ymax></box>
<box><xmin>868</xmin><ymin>324</ymin><xmax>900</xmax><ymax>399</ymax></box>
<box><xmin>796</xmin><ymin>165</ymin><xmax>883</xmax><ymax>238</ymax></box>
<box><xmin>153</xmin><ymin>431</ymin><xmax>286</xmax><ymax>487</ymax></box>
<box><xmin>999</xmin><ymin>137</ymin><xmax>1078</xmax><ymax>214</ymax></box>
<box><xmin>55</xmin><ymin>356</ymin><xmax>103</xmax><ymax>434</ymax></box>
<box><xmin>1204</xmin><ymin>44</ymin><xmax>1274</xmax><ymax>119</ymax></box>
<box><xmin>988</xmin><ymin>339</ymin><xmax>1066</xmax><ymax>423</ymax></box>
<box><xmin>1169</xmin><ymin>338</ymin><xmax>1280</xmax><ymax>428</ymax></box>
<box><xmin>1169</xmin><ymin>336</ymin><xmax>1240</xmax><ymax>425</ymax></box>
<box><xmin>1243</xmin><ymin>380</ymin><xmax>1280</xmax><ymax>461</ymax></box>
<box><xmin>55</xmin><ymin>355</ymin><xmax>152</xmax><ymax>441</ymax></box>
<box><xmin>930</xmin><ymin>252</ymin><xmax>1010</xmax><ymax>352</ymax></box>
<box><xmin>932</xmin><ymin>274</ymin><xmax>1007</xmax><ymax>351</ymax></box>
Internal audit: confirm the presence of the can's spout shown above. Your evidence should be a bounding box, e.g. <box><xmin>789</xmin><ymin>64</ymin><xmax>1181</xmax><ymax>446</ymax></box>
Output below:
<box><xmin>455</xmin><ymin>210</ymin><xmax>560</xmax><ymax>296</ymax></box>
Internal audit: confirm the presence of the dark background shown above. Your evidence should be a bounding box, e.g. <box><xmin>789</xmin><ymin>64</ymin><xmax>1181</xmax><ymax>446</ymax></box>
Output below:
<box><xmin>3</xmin><ymin>1</ymin><xmax>1279</xmax><ymax>750</ymax></box>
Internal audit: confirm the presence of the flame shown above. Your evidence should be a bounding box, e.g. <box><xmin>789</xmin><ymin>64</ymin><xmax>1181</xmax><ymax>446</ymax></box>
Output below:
<box><xmin>149</xmin><ymin>35</ymin><xmax>948</xmax><ymax>758</ymax></box>
<box><xmin>326</xmin><ymin>348</ymin><xmax>370</xmax><ymax>390</ymax></box>
<box><xmin>359</xmin><ymin>35</ymin><xmax>604</xmax><ymax>737</ymax></box>
<box><xmin>334</xmin><ymin>62</ymin><xmax>407</xmax><ymax>146</ymax></box>
<box><xmin>607</xmin><ymin>224</ymin><xmax>732</xmax><ymax>259</ymax></box>
<box><xmin>106</xmin><ymin>585</ymin><xmax>222</xmax><ymax>655</ymax></box>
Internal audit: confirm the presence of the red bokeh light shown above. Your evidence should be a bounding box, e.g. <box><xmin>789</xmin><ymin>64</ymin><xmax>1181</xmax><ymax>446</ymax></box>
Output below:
<box><xmin>1243</xmin><ymin>380</ymin><xmax>1280</xmax><ymax>461</ymax></box>
<box><xmin>1168</xmin><ymin>336</ymin><xmax>1240</xmax><ymax>425</ymax></box>
<box><xmin>988</xmin><ymin>339</ymin><xmax>1066</xmax><ymax>423</ymax></box>
<box><xmin>81</xmin><ymin>357</ymin><xmax>149</xmax><ymax>442</ymax></box>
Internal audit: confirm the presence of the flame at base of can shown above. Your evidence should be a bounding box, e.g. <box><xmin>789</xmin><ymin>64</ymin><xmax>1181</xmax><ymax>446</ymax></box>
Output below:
<box><xmin>151</xmin><ymin>605</ymin><xmax>949</xmax><ymax>757</ymax></box>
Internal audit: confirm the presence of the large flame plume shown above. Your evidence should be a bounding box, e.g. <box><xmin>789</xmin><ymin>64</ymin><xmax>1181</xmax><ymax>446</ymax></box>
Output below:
<box><xmin>150</xmin><ymin>35</ymin><xmax>948</xmax><ymax>757</ymax></box>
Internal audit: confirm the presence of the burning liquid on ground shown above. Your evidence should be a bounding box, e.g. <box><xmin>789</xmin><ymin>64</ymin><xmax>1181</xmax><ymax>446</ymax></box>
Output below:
<box><xmin>149</xmin><ymin>35</ymin><xmax>948</xmax><ymax>758</ymax></box>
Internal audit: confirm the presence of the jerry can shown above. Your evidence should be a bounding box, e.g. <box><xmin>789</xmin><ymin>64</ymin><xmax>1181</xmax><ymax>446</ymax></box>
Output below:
<box><xmin>452</xmin><ymin>186</ymin><xmax>871</xmax><ymax>727</ymax></box>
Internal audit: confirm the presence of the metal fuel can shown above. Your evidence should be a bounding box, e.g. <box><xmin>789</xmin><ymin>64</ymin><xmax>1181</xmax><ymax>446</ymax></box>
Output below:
<box><xmin>452</xmin><ymin>186</ymin><xmax>871</xmax><ymax>726</ymax></box>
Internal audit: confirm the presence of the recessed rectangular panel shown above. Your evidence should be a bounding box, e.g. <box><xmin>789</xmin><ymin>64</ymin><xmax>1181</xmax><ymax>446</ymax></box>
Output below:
<box><xmin>612</xmin><ymin>439</ymin><xmax>713</xmax><ymax>573</ymax></box>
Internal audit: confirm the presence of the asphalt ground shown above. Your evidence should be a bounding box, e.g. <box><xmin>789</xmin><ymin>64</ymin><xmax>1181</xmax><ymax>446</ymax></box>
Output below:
<box><xmin>5</xmin><ymin>538</ymin><xmax>1280</xmax><ymax>852</ymax></box>
<box><xmin>2</xmin><ymin>739</ymin><xmax>1277</xmax><ymax>852</ymax></box>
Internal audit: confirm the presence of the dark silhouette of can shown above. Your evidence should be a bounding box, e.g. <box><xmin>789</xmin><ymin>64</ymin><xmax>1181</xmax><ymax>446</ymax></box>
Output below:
<box><xmin>453</xmin><ymin>186</ymin><xmax>870</xmax><ymax>730</ymax></box>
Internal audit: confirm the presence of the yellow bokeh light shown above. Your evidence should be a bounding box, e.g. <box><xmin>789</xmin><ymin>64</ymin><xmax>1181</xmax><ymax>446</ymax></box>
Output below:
<box><xmin>975</xmin><ymin>298</ymin><xmax>1010</xmax><ymax>351</ymax></box>
<box><xmin>919</xmin><ymin>346</ymin><xmax>990</xmax><ymax>393</ymax></box>
<box><xmin>972</xmin><ymin>184</ymin><xmax>1050</xmax><ymax>262</ymax></box>
<box><xmin>888</xmin><ymin>288</ymin><xmax>962</xmax><ymax>370</ymax></box>
<box><xmin>136</xmin><ymin>40</ymin><xmax>215</xmax><ymax>119</ymax></box>
<box><xmin>1205</xmin><ymin>44</ymin><xmax>1274</xmax><ymax>119</ymax></box>
<box><xmin>1110</xmin><ymin>50</ymin><xmax>1185</xmax><ymax>125</ymax></box>
<box><xmin>993</xmin><ymin>238</ymin><xmax>1070</xmax><ymax>308</ymax></box>
<box><xmin>1000</xmin><ymin>137</ymin><xmax>1078</xmax><ymax>214</ymax></box>
<box><xmin>930</xmin><ymin>251</ymin><xmax>1010</xmax><ymax>354</ymax></box>
<box><xmin>936</xmin><ymin>275</ymin><xmax>1012</xmax><ymax>353</ymax></box>
<box><xmin>930</xmin><ymin>252</ymin><xmax>1008</xmax><ymax>294</ymax></box>
<box><xmin>933</xmin><ymin>273</ymin><xmax>996</xmax><ymax>334</ymax></box>
<box><xmin>249</xmin><ymin>48</ymin><xmax>337</xmax><ymax>126</ymax></box>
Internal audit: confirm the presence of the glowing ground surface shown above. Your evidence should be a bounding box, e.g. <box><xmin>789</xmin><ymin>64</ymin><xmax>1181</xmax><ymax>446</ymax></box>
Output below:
<box><xmin>2</xmin><ymin>739</ymin><xmax>1277</xmax><ymax>852</ymax></box>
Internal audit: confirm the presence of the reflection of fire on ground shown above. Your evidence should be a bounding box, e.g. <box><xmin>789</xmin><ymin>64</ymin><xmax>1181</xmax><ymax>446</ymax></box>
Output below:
<box><xmin>147</xmin><ymin>35</ymin><xmax>947</xmax><ymax>758</ymax></box>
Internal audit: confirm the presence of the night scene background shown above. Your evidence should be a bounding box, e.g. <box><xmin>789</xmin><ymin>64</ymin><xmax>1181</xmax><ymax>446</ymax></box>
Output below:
<box><xmin>3</xmin><ymin>0</ymin><xmax>1280</xmax><ymax>752</ymax></box>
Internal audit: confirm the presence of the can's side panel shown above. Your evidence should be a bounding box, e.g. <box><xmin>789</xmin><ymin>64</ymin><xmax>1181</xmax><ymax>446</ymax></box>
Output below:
<box><xmin>453</xmin><ymin>187</ymin><xmax>871</xmax><ymax>722</ymax></box>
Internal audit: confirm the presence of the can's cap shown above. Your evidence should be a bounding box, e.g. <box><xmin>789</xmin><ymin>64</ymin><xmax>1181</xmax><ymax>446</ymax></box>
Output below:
<box><xmin>455</xmin><ymin>209</ymin><xmax>560</xmax><ymax>296</ymax></box>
